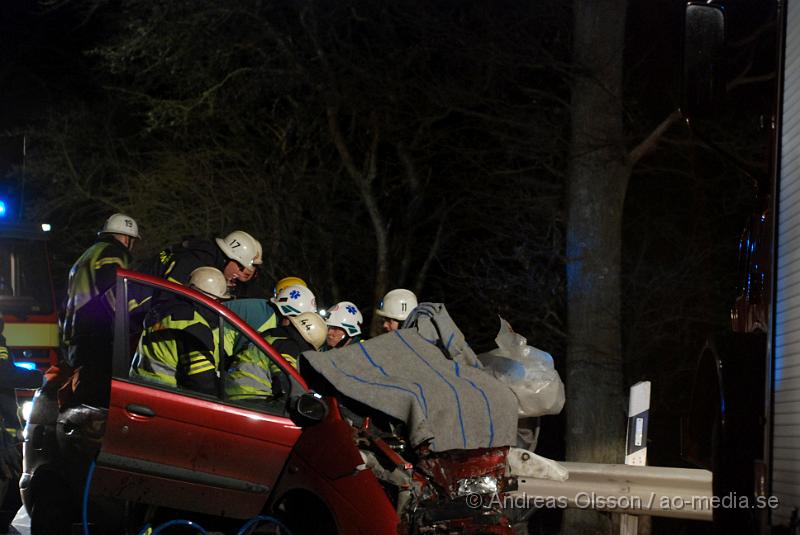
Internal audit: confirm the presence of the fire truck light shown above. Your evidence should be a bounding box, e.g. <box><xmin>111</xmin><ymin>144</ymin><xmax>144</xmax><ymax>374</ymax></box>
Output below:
<box><xmin>41</xmin><ymin>223</ymin><xmax>51</xmax><ymax>232</ymax></box>
<box><xmin>22</xmin><ymin>401</ymin><xmax>33</xmax><ymax>422</ymax></box>
<box><xmin>14</xmin><ymin>362</ymin><xmax>36</xmax><ymax>371</ymax></box>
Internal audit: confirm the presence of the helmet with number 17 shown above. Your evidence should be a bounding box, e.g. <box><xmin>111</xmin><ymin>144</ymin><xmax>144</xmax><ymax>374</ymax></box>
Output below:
<box><xmin>215</xmin><ymin>231</ymin><xmax>263</xmax><ymax>268</ymax></box>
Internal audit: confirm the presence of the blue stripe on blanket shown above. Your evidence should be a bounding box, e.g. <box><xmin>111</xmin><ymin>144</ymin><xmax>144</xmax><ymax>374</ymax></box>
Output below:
<box><xmin>395</xmin><ymin>330</ymin><xmax>467</xmax><ymax>448</ymax></box>
<box><xmin>464</xmin><ymin>376</ymin><xmax>495</xmax><ymax>447</ymax></box>
<box><xmin>331</xmin><ymin>360</ymin><xmax>427</xmax><ymax>417</ymax></box>
<box><xmin>358</xmin><ymin>342</ymin><xmax>389</xmax><ymax>376</ymax></box>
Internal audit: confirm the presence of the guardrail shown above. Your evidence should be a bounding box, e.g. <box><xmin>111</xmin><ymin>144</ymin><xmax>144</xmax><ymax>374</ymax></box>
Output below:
<box><xmin>511</xmin><ymin>462</ymin><xmax>713</xmax><ymax>521</ymax></box>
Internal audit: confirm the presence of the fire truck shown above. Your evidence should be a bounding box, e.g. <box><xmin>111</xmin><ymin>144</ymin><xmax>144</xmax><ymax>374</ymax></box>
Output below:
<box><xmin>0</xmin><ymin>200</ymin><xmax>58</xmax><ymax>420</ymax></box>
<box><xmin>683</xmin><ymin>1</ymin><xmax>800</xmax><ymax>533</ymax></box>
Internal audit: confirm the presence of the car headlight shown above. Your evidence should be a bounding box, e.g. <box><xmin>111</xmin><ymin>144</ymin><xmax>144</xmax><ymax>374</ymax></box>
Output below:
<box><xmin>456</xmin><ymin>475</ymin><xmax>499</xmax><ymax>496</ymax></box>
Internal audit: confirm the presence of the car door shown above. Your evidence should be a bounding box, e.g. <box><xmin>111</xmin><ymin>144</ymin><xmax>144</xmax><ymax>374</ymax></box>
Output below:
<box><xmin>91</xmin><ymin>270</ymin><xmax>306</xmax><ymax>518</ymax></box>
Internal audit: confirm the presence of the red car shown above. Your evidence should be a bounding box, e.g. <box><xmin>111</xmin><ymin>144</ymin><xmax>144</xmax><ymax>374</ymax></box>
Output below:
<box><xmin>21</xmin><ymin>270</ymin><xmax>516</xmax><ymax>534</ymax></box>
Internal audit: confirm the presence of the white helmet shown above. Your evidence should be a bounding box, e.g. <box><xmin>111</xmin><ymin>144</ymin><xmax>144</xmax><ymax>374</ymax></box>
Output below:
<box><xmin>189</xmin><ymin>267</ymin><xmax>230</xmax><ymax>299</ymax></box>
<box><xmin>215</xmin><ymin>231</ymin><xmax>263</xmax><ymax>268</ymax></box>
<box><xmin>375</xmin><ymin>289</ymin><xmax>417</xmax><ymax>321</ymax></box>
<box><xmin>99</xmin><ymin>213</ymin><xmax>140</xmax><ymax>239</ymax></box>
<box><xmin>326</xmin><ymin>301</ymin><xmax>363</xmax><ymax>336</ymax></box>
<box><xmin>246</xmin><ymin>239</ymin><xmax>263</xmax><ymax>272</ymax></box>
<box><xmin>289</xmin><ymin>312</ymin><xmax>327</xmax><ymax>350</ymax></box>
<box><xmin>273</xmin><ymin>284</ymin><xmax>317</xmax><ymax>317</ymax></box>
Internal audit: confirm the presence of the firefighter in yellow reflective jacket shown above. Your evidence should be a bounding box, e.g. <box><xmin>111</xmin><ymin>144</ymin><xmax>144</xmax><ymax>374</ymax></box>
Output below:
<box><xmin>225</xmin><ymin>312</ymin><xmax>326</xmax><ymax>402</ymax></box>
<box><xmin>62</xmin><ymin>213</ymin><xmax>141</xmax><ymax>406</ymax></box>
<box><xmin>131</xmin><ymin>267</ymin><xmax>229</xmax><ymax>395</ymax></box>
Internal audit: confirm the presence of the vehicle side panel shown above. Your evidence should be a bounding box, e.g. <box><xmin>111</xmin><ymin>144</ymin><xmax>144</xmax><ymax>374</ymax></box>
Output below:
<box><xmin>98</xmin><ymin>380</ymin><xmax>301</xmax><ymax>517</ymax></box>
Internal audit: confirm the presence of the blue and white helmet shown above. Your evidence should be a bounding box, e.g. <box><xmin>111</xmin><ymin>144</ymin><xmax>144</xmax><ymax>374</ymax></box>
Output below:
<box><xmin>274</xmin><ymin>284</ymin><xmax>317</xmax><ymax>317</ymax></box>
<box><xmin>326</xmin><ymin>301</ymin><xmax>363</xmax><ymax>336</ymax></box>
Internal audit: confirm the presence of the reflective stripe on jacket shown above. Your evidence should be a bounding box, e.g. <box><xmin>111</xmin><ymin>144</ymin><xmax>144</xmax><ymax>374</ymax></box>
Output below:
<box><xmin>223</xmin><ymin>324</ymin><xmax>306</xmax><ymax>401</ymax></box>
<box><xmin>264</xmin><ymin>334</ymin><xmax>298</xmax><ymax>370</ymax></box>
<box><xmin>131</xmin><ymin>304</ymin><xmax>219</xmax><ymax>394</ymax></box>
<box><xmin>63</xmin><ymin>237</ymin><xmax>131</xmax><ymax>347</ymax></box>
<box><xmin>224</xmin><ymin>343</ymin><xmax>273</xmax><ymax>400</ymax></box>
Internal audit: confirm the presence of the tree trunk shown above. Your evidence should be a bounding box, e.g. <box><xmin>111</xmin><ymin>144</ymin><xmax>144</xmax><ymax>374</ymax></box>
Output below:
<box><xmin>563</xmin><ymin>0</ymin><xmax>629</xmax><ymax>533</ymax></box>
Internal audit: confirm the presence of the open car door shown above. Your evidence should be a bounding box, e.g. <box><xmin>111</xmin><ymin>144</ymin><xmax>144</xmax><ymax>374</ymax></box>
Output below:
<box><xmin>92</xmin><ymin>270</ymin><xmax>308</xmax><ymax>518</ymax></box>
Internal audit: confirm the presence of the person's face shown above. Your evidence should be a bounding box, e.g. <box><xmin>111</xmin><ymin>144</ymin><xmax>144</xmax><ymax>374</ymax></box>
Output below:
<box><xmin>113</xmin><ymin>234</ymin><xmax>136</xmax><ymax>252</ymax></box>
<box><xmin>326</xmin><ymin>326</ymin><xmax>347</xmax><ymax>348</ymax></box>
<box><xmin>238</xmin><ymin>266</ymin><xmax>257</xmax><ymax>282</ymax></box>
<box><xmin>223</xmin><ymin>260</ymin><xmax>247</xmax><ymax>287</ymax></box>
<box><xmin>382</xmin><ymin>318</ymin><xmax>401</xmax><ymax>332</ymax></box>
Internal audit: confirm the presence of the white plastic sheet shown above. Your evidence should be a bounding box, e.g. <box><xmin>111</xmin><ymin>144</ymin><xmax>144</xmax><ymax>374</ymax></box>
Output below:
<box><xmin>478</xmin><ymin>317</ymin><xmax>565</xmax><ymax>417</ymax></box>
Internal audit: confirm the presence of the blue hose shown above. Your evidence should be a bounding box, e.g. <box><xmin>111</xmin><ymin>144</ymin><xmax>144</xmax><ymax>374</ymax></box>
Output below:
<box><xmin>138</xmin><ymin>519</ymin><xmax>210</xmax><ymax>535</ymax></box>
<box><xmin>82</xmin><ymin>459</ymin><xmax>96</xmax><ymax>535</ymax></box>
<box><xmin>236</xmin><ymin>515</ymin><xmax>295</xmax><ymax>535</ymax></box>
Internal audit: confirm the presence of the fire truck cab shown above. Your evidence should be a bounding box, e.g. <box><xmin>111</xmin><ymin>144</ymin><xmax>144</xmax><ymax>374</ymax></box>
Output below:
<box><xmin>0</xmin><ymin>213</ymin><xmax>58</xmax><ymax>420</ymax></box>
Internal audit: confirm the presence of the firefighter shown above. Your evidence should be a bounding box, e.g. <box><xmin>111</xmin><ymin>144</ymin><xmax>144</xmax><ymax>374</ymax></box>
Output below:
<box><xmin>272</xmin><ymin>276</ymin><xmax>307</xmax><ymax>299</ymax></box>
<box><xmin>0</xmin><ymin>317</ymin><xmax>42</xmax><ymax>532</ymax></box>
<box><xmin>221</xmin><ymin>282</ymin><xmax>314</xmax><ymax>362</ymax></box>
<box><xmin>323</xmin><ymin>301</ymin><xmax>364</xmax><ymax>350</ymax></box>
<box><xmin>148</xmin><ymin>230</ymin><xmax>262</xmax><ymax>294</ymax></box>
<box><xmin>225</xmin><ymin>312</ymin><xmax>326</xmax><ymax>402</ymax></box>
<box><xmin>262</xmin><ymin>306</ymin><xmax>324</xmax><ymax>369</ymax></box>
<box><xmin>375</xmin><ymin>289</ymin><xmax>418</xmax><ymax>332</ymax></box>
<box><xmin>130</xmin><ymin>267</ymin><xmax>229</xmax><ymax>396</ymax></box>
<box><xmin>271</xmin><ymin>284</ymin><xmax>317</xmax><ymax>326</ymax></box>
<box><xmin>61</xmin><ymin>213</ymin><xmax>141</xmax><ymax>406</ymax></box>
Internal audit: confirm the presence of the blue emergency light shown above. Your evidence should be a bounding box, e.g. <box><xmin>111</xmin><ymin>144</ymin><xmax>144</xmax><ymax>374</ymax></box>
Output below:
<box><xmin>14</xmin><ymin>362</ymin><xmax>36</xmax><ymax>371</ymax></box>
<box><xmin>0</xmin><ymin>201</ymin><xmax>6</xmax><ymax>217</ymax></box>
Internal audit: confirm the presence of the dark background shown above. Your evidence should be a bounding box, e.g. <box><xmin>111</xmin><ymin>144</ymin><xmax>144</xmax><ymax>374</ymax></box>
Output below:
<box><xmin>0</xmin><ymin>1</ymin><xmax>779</xmax><ymax>532</ymax></box>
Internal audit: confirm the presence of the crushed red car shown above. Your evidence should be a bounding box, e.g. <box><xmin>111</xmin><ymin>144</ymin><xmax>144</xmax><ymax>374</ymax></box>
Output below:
<box><xmin>21</xmin><ymin>270</ymin><xmax>518</xmax><ymax>534</ymax></box>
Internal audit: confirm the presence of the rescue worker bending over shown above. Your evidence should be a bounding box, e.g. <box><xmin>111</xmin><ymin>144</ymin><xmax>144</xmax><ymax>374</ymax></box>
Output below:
<box><xmin>222</xmin><ymin>281</ymin><xmax>316</xmax><ymax>358</ymax></box>
<box><xmin>147</xmin><ymin>230</ymin><xmax>262</xmax><ymax>295</ymax></box>
<box><xmin>375</xmin><ymin>289</ymin><xmax>418</xmax><ymax>332</ymax></box>
<box><xmin>62</xmin><ymin>213</ymin><xmax>141</xmax><ymax>406</ymax></box>
<box><xmin>225</xmin><ymin>312</ymin><xmax>326</xmax><ymax>402</ymax></box>
<box><xmin>130</xmin><ymin>267</ymin><xmax>229</xmax><ymax>395</ymax></box>
<box><xmin>323</xmin><ymin>301</ymin><xmax>364</xmax><ymax>350</ymax></box>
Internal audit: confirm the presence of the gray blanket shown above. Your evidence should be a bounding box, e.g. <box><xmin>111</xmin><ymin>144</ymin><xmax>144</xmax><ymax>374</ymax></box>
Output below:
<box><xmin>301</xmin><ymin>329</ymin><xmax>518</xmax><ymax>452</ymax></box>
<box><xmin>404</xmin><ymin>302</ymin><xmax>482</xmax><ymax>368</ymax></box>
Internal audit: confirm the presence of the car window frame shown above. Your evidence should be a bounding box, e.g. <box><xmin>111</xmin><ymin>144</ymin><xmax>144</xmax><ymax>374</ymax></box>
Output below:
<box><xmin>113</xmin><ymin>268</ymin><xmax>309</xmax><ymax>408</ymax></box>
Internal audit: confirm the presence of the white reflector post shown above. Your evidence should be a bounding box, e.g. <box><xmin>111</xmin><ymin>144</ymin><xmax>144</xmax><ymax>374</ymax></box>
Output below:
<box><xmin>625</xmin><ymin>381</ymin><xmax>651</xmax><ymax>465</ymax></box>
<box><xmin>621</xmin><ymin>381</ymin><xmax>651</xmax><ymax>535</ymax></box>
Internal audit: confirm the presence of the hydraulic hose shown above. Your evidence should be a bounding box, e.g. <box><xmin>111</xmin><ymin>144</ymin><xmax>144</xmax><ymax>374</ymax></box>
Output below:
<box><xmin>138</xmin><ymin>519</ymin><xmax>209</xmax><ymax>535</ymax></box>
<box><xmin>82</xmin><ymin>459</ymin><xmax>96</xmax><ymax>535</ymax></box>
<box><xmin>236</xmin><ymin>515</ymin><xmax>295</xmax><ymax>535</ymax></box>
